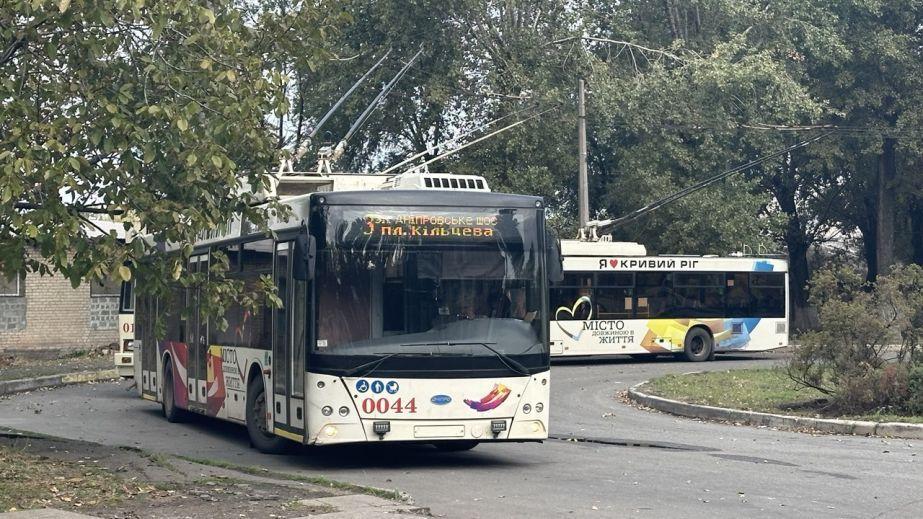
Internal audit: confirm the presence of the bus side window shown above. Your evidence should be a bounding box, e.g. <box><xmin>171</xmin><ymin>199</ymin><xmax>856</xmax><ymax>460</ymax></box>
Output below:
<box><xmin>725</xmin><ymin>273</ymin><xmax>750</xmax><ymax>317</ymax></box>
<box><xmin>595</xmin><ymin>272</ymin><xmax>633</xmax><ymax>319</ymax></box>
<box><xmin>673</xmin><ymin>273</ymin><xmax>724</xmax><ymax>318</ymax></box>
<box><xmin>635</xmin><ymin>272</ymin><xmax>672</xmax><ymax>318</ymax></box>
<box><xmin>164</xmin><ymin>284</ymin><xmax>185</xmax><ymax>343</ymax></box>
<box><xmin>750</xmin><ymin>272</ymin><xmax>785</xmax><ymax>318</ymax></box>
<box><xmin>551</xmin><ymin>273</ymin><xmax>593</xmax><ymax>321</ymax></box>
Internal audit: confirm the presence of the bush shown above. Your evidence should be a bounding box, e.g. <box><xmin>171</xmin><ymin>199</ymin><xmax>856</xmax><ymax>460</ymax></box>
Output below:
<box><xmin>789</xmin><ymin>265</ymin><xmax>923</xmax><ymax>415</ymax></box>
<box><xmin>906</xmin><ymin>365</ymin><xmax>923</xmax><ymax>415</ymax></box>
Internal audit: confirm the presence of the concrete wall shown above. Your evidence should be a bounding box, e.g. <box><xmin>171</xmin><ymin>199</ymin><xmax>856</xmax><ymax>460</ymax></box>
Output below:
<box><xmin>0</xmin><ymin>270</ymin><xmax>119</xmax><ymax>353</ymax></box>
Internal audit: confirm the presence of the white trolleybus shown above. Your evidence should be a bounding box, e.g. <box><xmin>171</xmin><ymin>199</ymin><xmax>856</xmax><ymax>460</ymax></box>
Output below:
<box><xmin>114</xmin><ymin>280</ymin><xmax>135</xmax><ymax>377</ymax></box>
<box><xmin>133</xmin><ymin>173</ymin><xmax>556</xmax><ymax>452</ymax></box>
<box><xmin>551</xmin><ymin>240</ymin><xmax>789</xmax><ymax>361</ymax></box>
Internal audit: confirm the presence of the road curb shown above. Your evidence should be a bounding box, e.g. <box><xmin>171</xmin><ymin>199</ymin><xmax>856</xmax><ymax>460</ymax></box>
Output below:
<box><xmin>0</xmin><ymin>369</ymin><xmax>120</xmax><ymax>396</ymax></box>
<box><xmin>628</xmin><ymin>381</ymin><xmax>923</xmax><ymax>440</ymax></box>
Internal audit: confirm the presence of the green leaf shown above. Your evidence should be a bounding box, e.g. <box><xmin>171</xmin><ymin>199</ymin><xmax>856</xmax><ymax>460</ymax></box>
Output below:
<box><xmin>58</xmin><ymin>0</ymin><xmax>70</xmax><ymax>13</ymax></box>
<box><xmin>118</xmin><ymin>265</ymin><xmax>132</xmax><ymax>282</ymax></box>
<box><xmin>176</xmin><ymin>118</ymin><xmax>188</xmax><ymax>131</ymax></box>
<box><xmin>210</xmin><ymin>155</ymin><xmax>222</xmax><ymax>168</ymax></box>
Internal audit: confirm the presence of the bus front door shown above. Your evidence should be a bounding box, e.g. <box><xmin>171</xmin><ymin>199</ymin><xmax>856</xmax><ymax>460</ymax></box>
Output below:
<box><xmin>272</xmin><ymin>241</ymin><xmax>306</xmax><ymax>441</ymax></box>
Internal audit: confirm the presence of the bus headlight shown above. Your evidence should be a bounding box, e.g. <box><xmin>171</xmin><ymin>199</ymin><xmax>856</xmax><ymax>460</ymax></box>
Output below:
<box><xmin>321</xmin><ymin>406</ymin><xmax>333</xmax><ymax>416</ymax></box>
<box><xmin>522</xmin><ymin>404</ymin><xmax>532</xmax><ymax>414</ymax></box>
<box><xmin>338</xmin><ymin>406</ymin><xmax>350</xmax><ymax>417</ymax></box>
<box><xmin>535</xmin><ymin>402</ymin><xmax>544</xmax><ymax>413</ymax></box>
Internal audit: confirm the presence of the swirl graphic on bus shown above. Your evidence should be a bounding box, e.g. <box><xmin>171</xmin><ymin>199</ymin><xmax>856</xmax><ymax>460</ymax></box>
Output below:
<box><xmin>464</xmin><ymin>383</ymin><xmax>511</xmax><ymax>412</ymax></box>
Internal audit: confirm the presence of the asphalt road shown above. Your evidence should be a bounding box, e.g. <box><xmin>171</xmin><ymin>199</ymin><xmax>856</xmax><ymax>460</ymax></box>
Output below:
<box><xmin>1</xmin><ymin>353</ymin><xmax>920</xmax><ymax>518</ymax></box>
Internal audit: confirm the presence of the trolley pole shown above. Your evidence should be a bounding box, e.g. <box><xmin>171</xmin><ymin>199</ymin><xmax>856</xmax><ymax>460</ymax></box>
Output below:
<box><xmin>577</xmin><ymin>79</ymin><xmax>589</xmax><ymax>231</ymax></box>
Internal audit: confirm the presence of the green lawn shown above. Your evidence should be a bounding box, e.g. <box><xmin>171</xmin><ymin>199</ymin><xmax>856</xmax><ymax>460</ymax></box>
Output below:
<box><xmin>643</xmin><ymin>368</ymin><xmax>923</xmax><ymax>424</ymax></box>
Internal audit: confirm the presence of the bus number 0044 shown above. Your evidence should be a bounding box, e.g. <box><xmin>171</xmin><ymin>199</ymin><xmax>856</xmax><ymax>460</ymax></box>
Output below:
<box><xmin>361</xmin><ymin>397</ymin><xmax>417</xmax><ymax>414</ymax></box>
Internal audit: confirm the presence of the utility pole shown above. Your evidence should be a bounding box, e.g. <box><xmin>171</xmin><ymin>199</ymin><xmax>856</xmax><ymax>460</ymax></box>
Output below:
<box><xmin>577</xmin><ymin>79</ymin><xmax>589</xmax><ymax>231</ymax></box>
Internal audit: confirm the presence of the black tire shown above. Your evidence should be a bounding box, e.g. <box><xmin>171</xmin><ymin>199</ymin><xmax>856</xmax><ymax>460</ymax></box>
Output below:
<box><xmin>433</xmin><ymin>441</ymin><xmax>479</xmax><ymax>452</ymax></box>
<box><xmin>682</xmin><ymin>327</ymin><xmax>714</xmax><ymax>362</ymax></box>
<box><xmin>246</xmin><ymin>376</ymin><xmax>289</xmax><ymax>454</ymax></box>
<box><xmin>162</xmin><ymin>358</ymin><xmax>186</xmax><ymax>423</ymax></box>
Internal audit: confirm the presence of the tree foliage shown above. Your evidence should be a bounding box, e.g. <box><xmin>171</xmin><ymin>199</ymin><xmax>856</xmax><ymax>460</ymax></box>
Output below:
<box><xmin>1</xmin><ymin>0</ymin><xmax>342</xmax><ymax>302</ymax></box>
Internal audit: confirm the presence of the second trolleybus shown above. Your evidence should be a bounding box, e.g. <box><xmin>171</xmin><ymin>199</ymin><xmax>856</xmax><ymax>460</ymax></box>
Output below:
<box><xmin>550</xmin><ymin>240</ymin><xmax>789</xmax><ymax>361</ymax></box>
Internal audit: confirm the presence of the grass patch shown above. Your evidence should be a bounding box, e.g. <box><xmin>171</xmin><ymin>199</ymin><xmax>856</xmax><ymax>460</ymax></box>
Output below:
<box><xmin>0</xmin><ymin>444</ymin><xmax>137</xmax><ymax>512</ymax></box>
<box><xmin>643</xmin><ymin>368</ymin><xmax>923</xmax><ymax>423</ymax></box>
<box><xmin>176</xmin><ymin>455</ymin><xmax>403</xmax><ymax>501</ymax></box>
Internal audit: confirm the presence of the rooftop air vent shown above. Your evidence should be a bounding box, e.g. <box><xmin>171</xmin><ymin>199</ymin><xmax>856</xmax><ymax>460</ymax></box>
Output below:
<box><xmin>387</xmin><ymin>172</ymin><xmax>490</xmax><ymax>192</ymax></box>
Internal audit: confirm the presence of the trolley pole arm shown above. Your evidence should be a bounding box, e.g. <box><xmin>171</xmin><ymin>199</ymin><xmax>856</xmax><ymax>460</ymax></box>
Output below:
<box><xmin>290</xmin><ymin>48</ymin><xmax>393</xmax><ymax>165</ymax></box>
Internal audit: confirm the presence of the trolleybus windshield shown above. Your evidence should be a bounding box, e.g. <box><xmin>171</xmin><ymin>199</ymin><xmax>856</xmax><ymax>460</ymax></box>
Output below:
<box><xmin>310</xmin><ymin>205</ymin><xmax>548</xmax><ymax>376</ymax></box>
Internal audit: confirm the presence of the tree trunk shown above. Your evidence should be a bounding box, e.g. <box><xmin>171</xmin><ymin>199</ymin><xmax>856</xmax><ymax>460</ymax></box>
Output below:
<box><xmin>771</xmin><ymin>154</ymin><xmax>818</xmax><ymax>331</ymax></box>
<box><xmin>875</xmin><ymin>137</ymin><xmax>897</xmax><ymax>277</ymax></box>
<box><xmin>785</xmin><ymin>219</ymin><xmax>818</xmax><ymax>331</ymax></box>
<box><xmin>911</xmin><ymin>196</ymin><xmax>923</xmax><ymax>266</ymax></box>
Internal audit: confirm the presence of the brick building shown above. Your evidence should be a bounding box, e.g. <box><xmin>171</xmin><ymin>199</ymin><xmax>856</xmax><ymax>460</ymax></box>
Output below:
<box><xmin>0</xmin><ymin>267</ymin><xmax>120</xmax><ymax>354</ymax></box>
<box><xmin>0</xmin><ymin>218</ymin><xmax>128</xmax><ymax>355</ymax></box>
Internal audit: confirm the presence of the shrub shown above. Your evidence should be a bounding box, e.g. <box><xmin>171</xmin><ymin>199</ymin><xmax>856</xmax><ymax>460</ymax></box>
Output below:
<box><xmin>906</xmin><ymin>364</ymin><xmax>923</xmax><ymax>415</ymax></box>
<box><xmin>789</xmin><ymin>265</ymin><xmax>923</xmax><ymax>415</ymax></box>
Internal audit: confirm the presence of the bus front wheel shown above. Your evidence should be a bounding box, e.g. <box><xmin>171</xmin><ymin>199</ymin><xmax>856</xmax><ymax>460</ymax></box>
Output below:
<box><xmin>246</xmin><ymin>376</ymin><xmax>289</xmax><ymax>454</ymax></box>
<box><xmin>680</xmin><ymin>328</ymin><xmax>714</xmax><ymax>362</ymax></box>
<box><xmin>162</xmin><ymin>359</ymin><xmax>186</xmax><ymax>423</ymax></box>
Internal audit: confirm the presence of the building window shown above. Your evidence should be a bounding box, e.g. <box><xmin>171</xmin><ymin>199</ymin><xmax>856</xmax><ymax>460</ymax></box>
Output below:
<box><xmin>0</xmin><ymin>273</ymin><xmax>22</xmax><ymax>297</ymax></box>
<box><xmin>90</xmin><ymin>277</ymin><xmax>121</xmax><ymax>297</ymax></box>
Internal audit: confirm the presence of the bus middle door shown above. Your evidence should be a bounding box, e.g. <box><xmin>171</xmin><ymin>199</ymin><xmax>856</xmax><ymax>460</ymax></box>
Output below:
<box><xmin>272</xmin><ymin>241</ymin><xmax>306</xmax><ymax>441</ymax></box>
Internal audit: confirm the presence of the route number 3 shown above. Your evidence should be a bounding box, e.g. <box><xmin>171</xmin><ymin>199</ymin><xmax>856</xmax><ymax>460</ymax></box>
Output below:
<box><xmin>361</xmin><ymin>397</ymin><xmax>417</xmax><ymax>414</ymax></box>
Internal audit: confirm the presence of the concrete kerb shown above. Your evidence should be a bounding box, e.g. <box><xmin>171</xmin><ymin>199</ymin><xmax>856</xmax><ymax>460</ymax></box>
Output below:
<box><xmin>0</xmin><ymin>369</ymin><xmax>119</xmax><ymax>396</ymax></box>
<box><xmin>628</xmin><ymin>381</ymin><xmax>923</xmax><ymax>440</ymax></box>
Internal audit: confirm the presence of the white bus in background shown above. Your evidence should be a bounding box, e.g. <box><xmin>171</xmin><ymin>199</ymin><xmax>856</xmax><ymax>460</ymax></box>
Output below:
<box><xmin>551</xmin><ymin>240</ymin><xmax>789</xmax><ymax>361</ymax></box>
<box><xmin>115</xmin><ymin>280</ymin><xmax>135</xmax><ymax>377</ymax></box>
<box><xmin>134</xmin><ymin>172</ymin><xmax>557</xmax><ymax>452</ymax></box>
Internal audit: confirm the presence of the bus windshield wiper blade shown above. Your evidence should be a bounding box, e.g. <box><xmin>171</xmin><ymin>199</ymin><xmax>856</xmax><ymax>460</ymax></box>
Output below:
<box><xmin>343</xmin><ymin>351</ymin><xmax>453</xmax><ymax>378</ymax></box>
<box><xmin>402</xmin><ymin>341</ymin><xmax>530</xmax><ymax>377</ymax></box>
<box><xmin>343</xmin><ymin>353</ymin><xmax>401</xmax><ymax>378</ymax></box>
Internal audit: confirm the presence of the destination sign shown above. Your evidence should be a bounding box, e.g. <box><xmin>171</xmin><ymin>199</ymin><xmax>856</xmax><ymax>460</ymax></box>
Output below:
<box><xmin>362</xmin><ymin>213</ymin><xmax>498</xmax><ymax>239</ymax></box>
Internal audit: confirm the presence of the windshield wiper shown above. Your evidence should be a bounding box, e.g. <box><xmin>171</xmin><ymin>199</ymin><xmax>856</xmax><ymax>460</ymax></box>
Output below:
<box><xmin>343</xmin><ymin>353</ymin><xmax>403</xmax><ymax>378</ymax></box>
<box><xmin>343</xmin><ymin>351</ymin><xmax>453</xmax><ymax>378</ymax></box>
<box><xmin>401</xmin><ymin>341</ymin><xmax>531</xmax><ymax>377</ymax></box>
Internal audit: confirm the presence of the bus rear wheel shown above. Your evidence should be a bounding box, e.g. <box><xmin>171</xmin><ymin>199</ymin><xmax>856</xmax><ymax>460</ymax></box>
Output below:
<box><xmin>246</xmin><ymin>376</ymin><xmax>289</xmax><ymax>454</ymax></box>
<box><xmin>162</xmin><ymin>359</ymin><xmax>186</xmax><ymax>423</ymax></box>
<box><xmin>680</xmin><ymin>328</ymin><xmax>714</xmax><ymax>362</ymax></box>
<box><xmin>433</xmin><ymin>440</ymin><xmax>479</xmax><ymax>452</ymax></box>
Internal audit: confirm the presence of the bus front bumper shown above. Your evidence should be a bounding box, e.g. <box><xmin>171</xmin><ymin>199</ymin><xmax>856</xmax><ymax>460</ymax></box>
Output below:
<box><xmin>114</xmin><ymin>353</ymin><xmax>134</xmax><ymax>377</ymax></box>
<box><xmin>310</xmin><ymin>416</ymin><xmax>548</xmax><ymax>445</ymax></box>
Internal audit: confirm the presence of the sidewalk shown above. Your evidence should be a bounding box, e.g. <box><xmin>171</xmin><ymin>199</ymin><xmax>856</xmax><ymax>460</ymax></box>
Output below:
<box><xmin>0</xmin><ymin>352</ymin><xmax>118</xmax><ymax>396</ymax></box>
<box><xmin>0</xmin><ymin>429</ymin><xmax>428</xmax><ymax>518</ymax></box>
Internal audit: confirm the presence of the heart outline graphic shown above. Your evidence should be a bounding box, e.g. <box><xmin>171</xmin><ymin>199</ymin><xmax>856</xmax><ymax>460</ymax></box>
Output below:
<box><xmin>554</xmin><ymin>295</ymin><xmax>593</xmax><ymax>340</ymax></box>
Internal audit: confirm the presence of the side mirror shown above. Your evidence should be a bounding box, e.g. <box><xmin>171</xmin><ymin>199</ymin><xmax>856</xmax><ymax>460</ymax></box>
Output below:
<box><xmin>293</xmin><ymin>234</ymin><xmax>316</xmax><ymax>281</ymax></box>
<box><xmin>545</xmin><ymin>230</ymin><xmax>564</xmax><ymax>284</ymax></box>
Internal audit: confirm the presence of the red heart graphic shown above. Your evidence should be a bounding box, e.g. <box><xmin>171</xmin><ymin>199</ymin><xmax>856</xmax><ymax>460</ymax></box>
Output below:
<box><xmin>609</xmin><ymin>259</ymin><xmax>618</xmax><ymax>268</ymax></box>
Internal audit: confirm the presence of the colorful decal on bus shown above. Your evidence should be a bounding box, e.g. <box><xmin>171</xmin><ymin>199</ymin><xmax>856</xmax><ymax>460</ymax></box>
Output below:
<box><xmin>206</xmin><ymin>346</ymin><xmax>227</xmax><ymax>416</ymax></box>
<box><xmin>464</xmin><ymin>383</ymin><xmax>511</xmax><ymax>412</ymax></box>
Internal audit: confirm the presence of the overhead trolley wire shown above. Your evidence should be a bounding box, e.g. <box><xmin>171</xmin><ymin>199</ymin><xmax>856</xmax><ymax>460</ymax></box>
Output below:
<box><xmin>587</xmin><ymin>130</ymin><xmax>837</xmax><ymax>234</ymax></box>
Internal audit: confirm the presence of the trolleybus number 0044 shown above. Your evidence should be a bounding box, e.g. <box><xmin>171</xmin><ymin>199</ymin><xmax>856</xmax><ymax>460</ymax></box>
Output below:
<box><xmin>361</xmin><ymin>397</ymin><xmax>418</xmax><ymax>414</ymax></box>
